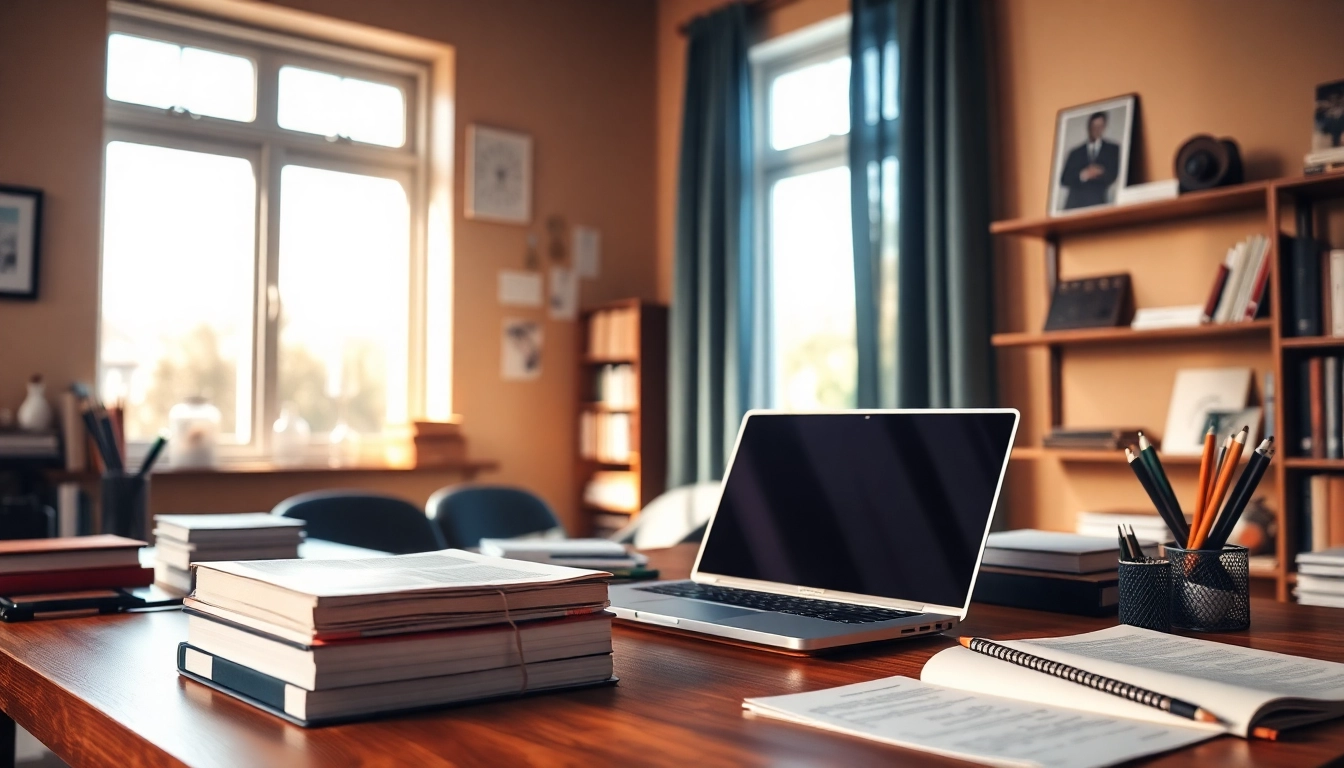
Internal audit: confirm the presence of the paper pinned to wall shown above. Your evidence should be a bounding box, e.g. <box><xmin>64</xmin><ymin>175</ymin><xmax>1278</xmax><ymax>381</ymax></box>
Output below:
<box><xmin>573</xmin><ymin>226</ymin><xmax>601</xmax><ymax>279</ymax></box>
<box><xmin>549</xmin><ymin>266</ymin><xmax>579</xmax><ymax>320</ymax></box>
<box><xmin>502</xmin><ymin>318</ymin><xmax>543</xmax><ymax>381</ymax></box>
<box><xmin>498</xmin><ymin>270</ymin><xmax>543</xmax><ymax>307</ymax></box>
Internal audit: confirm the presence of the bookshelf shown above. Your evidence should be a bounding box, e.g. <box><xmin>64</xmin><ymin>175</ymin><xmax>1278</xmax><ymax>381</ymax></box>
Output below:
<box><xmin>575</xmin><ymin>299</ymin><xmax>668</xmax><ymax>537</ymax></box>
<box><xmin>993</xmin><ymin>169</ymin><xmax>1344</xmax><ymax>601</ymax></box>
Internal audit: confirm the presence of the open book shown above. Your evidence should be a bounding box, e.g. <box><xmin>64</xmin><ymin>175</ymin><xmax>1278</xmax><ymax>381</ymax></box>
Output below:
<box><xmin>745</xmin><ymin>625</ymin><xmax>1344</xmax><ymax>768</ymax></box>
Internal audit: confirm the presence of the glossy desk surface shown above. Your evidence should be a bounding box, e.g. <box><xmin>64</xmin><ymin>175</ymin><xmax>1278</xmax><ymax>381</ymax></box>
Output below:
<box><xmin>0</xmin><ymin>544</ymin><xmax>1342</xmax><ymax>767</ymax></box>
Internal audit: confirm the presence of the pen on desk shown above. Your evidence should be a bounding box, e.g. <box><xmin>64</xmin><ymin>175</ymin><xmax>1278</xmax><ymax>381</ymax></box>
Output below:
<box><xmin>137</xmin><ymin>434</ymin><xmax>168</xmax><ymax>478</ymax></box>
<box><xmin>1126</xmin><ymin>447</ymin><xmax>1188</xmax><ymax>543</ymax></box>
<box><xmin>1207</xmin><ymin>439</ymin><xmax>1274</xmax><ymax>550</ymax></box>
<box><xmin>1124</xmin><ymin>525</ymin><xmax>1145</xmax><ymax>561</ymax></box>
<box><xmin>1191</xmin><ymin>426</ymin><xmax>1247</xmax><ymax>549</ymax></box>
<box><xmin>1138</xmin><ymin>433</ymin><xmax>1183</xmax><ymax>527</ymax></box>
<box><xmin>956</xmin><ymin>636</ymin><xmax>1222</xmax><ymax>724</ymax></box>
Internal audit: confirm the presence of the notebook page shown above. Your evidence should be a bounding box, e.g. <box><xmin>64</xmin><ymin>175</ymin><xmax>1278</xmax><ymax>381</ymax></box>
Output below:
<box><xmin>743</xmin><ymin>676</ymin><xmax>1212</xmax><ymax>768</ymax></box>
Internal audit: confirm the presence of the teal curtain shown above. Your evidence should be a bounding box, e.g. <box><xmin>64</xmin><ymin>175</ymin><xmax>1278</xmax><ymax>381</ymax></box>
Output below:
<box><xmin>850</xmin><ymin>0</ymin><xmax>994</xmax><ymax>408</ymax></box>
<box><xmin>668</xmin><ymin>3</ymin><xmax>760</xmax><ymax>486</ymax></box>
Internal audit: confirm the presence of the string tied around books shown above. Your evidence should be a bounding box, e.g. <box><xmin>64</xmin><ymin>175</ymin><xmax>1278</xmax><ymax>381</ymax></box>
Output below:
<box><xmin>496</xmin><ymin>588</ymin><xmax>529</xmax><ymax>694</ymax></box>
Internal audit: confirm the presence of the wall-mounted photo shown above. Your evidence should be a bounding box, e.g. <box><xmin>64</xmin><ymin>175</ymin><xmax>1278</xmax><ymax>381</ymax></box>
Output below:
<box><xmin>0</xmin><ymin>185</ymin><xmax>42</xmax><ymax>300</ymax></box>
<box><xmin>1048</xmin><ymin>94</ymin><xmax>1136</xmax><ymax>216</ymax></box>
<box><xmin>1313</xmin><ymin>79</ymin><xmax>1344</xmax><ymax>150</ymax></box>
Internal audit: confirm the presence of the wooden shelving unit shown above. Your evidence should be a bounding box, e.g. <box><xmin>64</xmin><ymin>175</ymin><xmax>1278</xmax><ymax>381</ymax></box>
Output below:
<box><xmin>574</xmin><ymin>299</ymin><xmax>668</xmax><ymax>537</ymax></box>
<box><xmin>993</xmin><ymin>169</ymin><xmax>1344</xmax><ymax>601</ymax></box>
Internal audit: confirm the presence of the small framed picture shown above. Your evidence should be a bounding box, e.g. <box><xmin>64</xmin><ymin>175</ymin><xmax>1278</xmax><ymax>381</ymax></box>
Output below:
<box><xmin>0</xmin><ymin>185</ymin><xmax>42</xmax><ymax>300</ymax></box>
<box><xmin>1313</xmin><ymin>79</ymin><xmax>1344</xmax><ymax>150</ymax></box>
<box><xmin>1048</xmin><ymin>94</ymin><xmax>1137</xmax><ymax>216</ymax></box>
<box><xmin>465</xmin><ymin>125</ymin><xmax>532</xmax><ymax>224</ymax></box>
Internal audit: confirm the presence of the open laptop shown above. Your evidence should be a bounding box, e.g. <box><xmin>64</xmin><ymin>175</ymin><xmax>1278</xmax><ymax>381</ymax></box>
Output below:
<box><xmin>610</xmin><ymin>409</ymin><xmax>1019</xmax><ymax>652</ymax></box>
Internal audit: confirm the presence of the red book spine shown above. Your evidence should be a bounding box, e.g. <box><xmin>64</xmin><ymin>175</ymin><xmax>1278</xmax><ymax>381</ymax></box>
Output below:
<box><xmin>1311</xmin><ymin>356</ymin><xmax>1326</xmax><ymax>459</ymax></box>
<box><xmin>1202</xmin><ymin>264</ymin><xmax>1230</xmax><ymax>322</ymax></box>
<box><xmin>1243</xmin><ymin>246</ymin><xmax>1274</xmax><ymax>320</ymax></box>
<box><xmin>0</xmin><ymin>565</ymin><xmax>152</xmax><ymax>595</ymax></box>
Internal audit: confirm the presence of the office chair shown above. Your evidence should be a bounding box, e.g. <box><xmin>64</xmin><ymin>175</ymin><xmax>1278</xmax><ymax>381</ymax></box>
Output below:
<box><xmin>610</xmin><ymin>482</ymin><xmax>719</xmax><ymax>550</ymax></box>
<box><xmin>426</xmin><ymin>485</ymin><xmax>563</xmax><ymax>549</ymax></box>
<box><xmin>272</xmin><ymin>489</ymin><xmax>445</xmax><ymax>554</ymax></box>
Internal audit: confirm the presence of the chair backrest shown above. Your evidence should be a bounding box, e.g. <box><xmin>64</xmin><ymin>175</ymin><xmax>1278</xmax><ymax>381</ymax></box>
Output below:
<box><xmin>426</xmin><ymin>485</ymin><xmax>562</xmax><ymax>549</ymax></box>
<box><xmin>272</xmin><ymin>490</ymin><xmax>445</xmax><ymax>554</ymax></box>
<box><xmin>613</xmin><ymin>482</ymin><xmax>721</xmax><ymax>550</ymax></box>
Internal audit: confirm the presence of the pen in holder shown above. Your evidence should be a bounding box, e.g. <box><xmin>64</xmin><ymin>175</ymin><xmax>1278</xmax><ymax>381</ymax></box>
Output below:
<box><xmin>1166</xmin><ymin>543</ymin><xmax>1250</xmax><ymax>632</ymax></box>
<box><xmin>1117</xmin><ymin>559</ymin><xmax>1171</xmax><ymax>633</ymax></box>
<box><xmin>100</xmin><ymin>471</ymin><xmax>149</xmax><ymax>541</ymax></box>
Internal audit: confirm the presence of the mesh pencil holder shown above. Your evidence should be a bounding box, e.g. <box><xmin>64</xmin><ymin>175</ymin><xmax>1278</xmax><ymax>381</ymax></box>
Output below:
<box><xmin>1166</xmin><ymin>544</ymin><xmax>1250</xmax><ymax>632</ymax></box>
<box><xmin>1118</xmin><ymin>560</ymin><xmax>1171</xmax><ymax>633</ymax></box>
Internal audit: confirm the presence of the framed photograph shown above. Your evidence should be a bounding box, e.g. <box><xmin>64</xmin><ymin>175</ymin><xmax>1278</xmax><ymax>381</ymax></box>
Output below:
<box><xmin>0</xmin><ymin>185</ymin><xmax>42</xmax><ymax>300</ymax></box>
<box><xmin>465</xmin><ymin>125</ymin><xmax>532</xmax><ymax>224</ymax></box>
<box><xmin>1048</xmin><ymin>94</ymin><xmax>1137</xmax><ymax>216</ymax></box>
<box><xmin>1313</xmin><ymin>79</ymin><xmax>1344</xmax><ymax>150</ymax></box>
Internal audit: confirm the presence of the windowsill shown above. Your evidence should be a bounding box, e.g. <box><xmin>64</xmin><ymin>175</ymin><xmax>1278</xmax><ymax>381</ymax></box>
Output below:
<box><xmin>49</xmin><ymin>458</ymin><xmax>497</xmax><ymax>480</ymax></box>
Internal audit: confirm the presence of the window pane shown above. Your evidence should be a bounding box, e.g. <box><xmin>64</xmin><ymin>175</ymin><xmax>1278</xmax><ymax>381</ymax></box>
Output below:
<box><xmin>100</xmin><ymin>142</ymin><xmax>257</xmax><ymax>443</ymax></box>
<box><xmin>770</xmin><ymin>165</ymin><xmax>856</xmax><ymax>409</ymax></box>
<box><xmin>106</xmin><ymin>33</ymin><xmax>255</xmax><ymax>122</ymax></box>
<box><xmin>277</xmin><ymin>166</ymin><xmax>410</xmax><ymax>437</ymax></box>
<box><xmin>277</xmin><ymin>66</ymin><xmax>406</xmax><ymax>148</ymax></box>
<box><xmin>769</xmin><ymin>56</ymin><xmax>850</xmax><ymax>151</ymax></box>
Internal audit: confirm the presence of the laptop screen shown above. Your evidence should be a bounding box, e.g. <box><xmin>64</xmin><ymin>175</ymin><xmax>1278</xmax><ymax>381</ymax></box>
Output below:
<box><xmin>695</xmin><ymin>410</ymin><xmax>1018</xmax><ymax>610</ymax></box>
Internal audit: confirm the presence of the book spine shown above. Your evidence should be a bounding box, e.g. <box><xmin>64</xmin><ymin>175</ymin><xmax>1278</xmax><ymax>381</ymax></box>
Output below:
<box><xmin>971</xmin><ymin>571</ymin><xmax>1115</xmax><ymax>617</ymax></box>
<box><xmin>178</xmin><ymin>643</ymin><xmax>291</xmax><ymax>712</ymax></box>
<box><xmin>1333</xmin><ymin>250</ymin><xmax>1344</xmax><ymax>336</ymax></box>
<box><xmin>1329</xmin><ymin>476</ymin><xmax>1344</xmax><ymax>548</ymax></box>
<box><xmin>1242</xmin><ymin>238</ymin><xmax>1273</xmax><ymax>321</ymax></box>
<box><xmin>1202</xmin><ymin>264</ymin><xmax>1230</xmax><ymax>323</ymax></box>
<box><xmin>1328</xmin><ymin>357</ymin><xmax>1340</xmax><ymax>460</ymax></box>
<box><xmin>1311</xmin><ymin>356</ymin><xmax>1326</xmax><ymax>459</ymax></box>
<box><xmin>1302</xmin><ymin>476</ymin><xmax>1315</xmax><ymax>554</ymax></box>
<box><xmin>1214</xmin><ymin>244</ymin><xmax>1246</xmax><ymax>324</ymax></box>
<box><xmin>1293</xmin><ymin>207</ymin><xmax>1321</xmax><ymax>336</ymax></box>
<box><xmin>1313</xmin><ymin>474</ymin><xmax>1330</xmax><ymax>552</ymax></box>
<box><xmin>1264</xmin><ymin>371</ymin><xmax>1276</xmax><ymax>441</ymax></box>
<box><xmin>0</xmin><ymin>565</ymin><xmax>152</xmax><ymax>594</ymax></box>
<box><xmin>1300</xmin><ymin>360</ymin><xmax>1314</xmax><ymax>455</ymax></box>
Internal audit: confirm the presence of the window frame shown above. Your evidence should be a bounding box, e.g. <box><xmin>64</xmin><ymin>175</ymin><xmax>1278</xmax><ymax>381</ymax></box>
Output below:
<box><xmin>749</xmin><ymin>15</ymin><xmax>853</xmax><ymax>410</ymax></box>
<box><xmin>101</xmin><ymin>3</ymin><xmax>435</xmax><ymax>462</ymax></box>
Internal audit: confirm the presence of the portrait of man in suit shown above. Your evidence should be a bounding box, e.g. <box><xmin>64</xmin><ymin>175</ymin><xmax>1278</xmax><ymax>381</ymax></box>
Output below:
<box><xmin>1060</xmin><ymin>112</ymin><xmax>1119</xmax><ymax>210</ymax></box>
<box><xmin>1048</xmin><ymin>96</ymin><xmax>1134</xmax><ymax>216</ymax></box>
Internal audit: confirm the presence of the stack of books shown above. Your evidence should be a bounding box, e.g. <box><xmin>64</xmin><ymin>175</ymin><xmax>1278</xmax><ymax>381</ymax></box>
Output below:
<box><xmin>0</xmin><ymin>535</ymin><xmax>150</xmax><ymax>595</ymax></box>
<box><xmin>972</xmin><ymin>530</ymin><xmax>1156</xmax><ymax>617</ymax></box>
<box><xmin>0</xmin><ymin>430</ymin><xmax>60</xmax><ymax>461</ymax></box>
<box><xmin>412</xmin><ymin>419</ymin><xmax>466</xmax><ymax>467</ymax></box>
<box><xmin>1075</xmin><ymin>511</ymin><xmax>1174</xmax><ymax>543</ymax></box>
<box><xmin>480</xmin><ymin>538</ymin><xmax>654</xmax><ymax>580</ymax></box>
<box><xmin>1294</xmin><ymin>548</ymin><xmax>1344</xmax><ymax>607</ymax></box>
<box><xmin>1304</xmin><ymin>147</ymin><xmax>1344</xmax><ymax>175</ymax></box>
<box><xmin>1042</xmin><ymin>427</ymin><xmax>1144</xmax><ymax>451</ymax></box>
<box><xmin>152</xmin><ymin>513</ymin><xmax>305</xmax><ymax>593</ymax></box>
<box><xmin>1134</xmin><ymin>235</ymin><xmax>1270</xmax><ymax>331</ymax></box>
<box><xmin>177</xmin><ymin>550</ymin><xmax>614</xmax><ymax>726</ymax></box>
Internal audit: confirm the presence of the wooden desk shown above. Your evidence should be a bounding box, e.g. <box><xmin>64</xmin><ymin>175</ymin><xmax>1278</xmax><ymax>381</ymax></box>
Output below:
<box><xmin>1</xmin><ymin>545</ymin><xmax>1343</xmax><ymax>767</ymax></box>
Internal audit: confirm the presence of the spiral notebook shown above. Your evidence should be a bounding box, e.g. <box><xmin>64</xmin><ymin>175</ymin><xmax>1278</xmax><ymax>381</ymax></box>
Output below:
<box><xmin>744</xmin><ymin>624</ymin><xmax>1344</xmax><ymax>768</ymax></box>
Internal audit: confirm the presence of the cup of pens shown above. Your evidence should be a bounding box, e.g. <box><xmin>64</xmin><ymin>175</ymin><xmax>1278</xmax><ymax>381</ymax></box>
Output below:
<box><xmin>74</xmin><ymin>384</ymin><xmax>169</xmax><ymax>540</ymax></box>
<box><xmin>1123</xmin><ymin>425</ymin><xmax>1272</xmax><ymax>633</ymax></box>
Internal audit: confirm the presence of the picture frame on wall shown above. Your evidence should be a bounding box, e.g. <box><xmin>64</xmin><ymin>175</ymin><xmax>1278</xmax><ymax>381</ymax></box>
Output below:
<box><xmin>1047</xmin><ymin>94</ymin><xmax>1137</xmax><ymax>216</ymax></box>
<box><xmin>0</xmin><ymin>185</ymin><xmax>43</xmax><ymax>300</ymax></box>
<box><xmin>465</xmin><ymin>125</ymin><xmax>532</xmax><ymax>224</ymax></box>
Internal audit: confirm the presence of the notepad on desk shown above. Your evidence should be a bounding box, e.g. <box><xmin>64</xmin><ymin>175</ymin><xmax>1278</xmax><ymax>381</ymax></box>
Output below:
<box><xmin>745</xmin><ymin>624</ymin><xmax>1344</xmax><ymax>768</ymax></box>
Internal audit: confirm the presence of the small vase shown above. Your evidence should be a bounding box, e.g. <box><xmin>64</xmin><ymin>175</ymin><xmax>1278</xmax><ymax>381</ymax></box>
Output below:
<box><xmin>16</xmin><ymin>377</ymin><xmax>52</xmax><ymax>432</ymax></box>
<box><xmin>272</xmin><ymin>404</ymin><xmax>311</xmax><ymax>466</ymax></box>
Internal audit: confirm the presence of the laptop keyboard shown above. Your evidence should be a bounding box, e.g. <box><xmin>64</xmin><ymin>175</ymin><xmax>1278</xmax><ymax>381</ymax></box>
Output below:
<box><xmin>636</xmin><ymin>582</ymin><xmax>919</xmax><ymax>624</ymax></box>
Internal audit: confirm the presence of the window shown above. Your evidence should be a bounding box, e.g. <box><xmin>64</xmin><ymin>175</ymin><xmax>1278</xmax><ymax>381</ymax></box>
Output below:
<box><xmin>100</xmin><ymin>8</ymin><xmax>441</xmax><ymax>460</ymax></box>
<box><xmin>751</xmin><ymin>17</ymin><xmax>857</xmax><ymax>410</ymax></box>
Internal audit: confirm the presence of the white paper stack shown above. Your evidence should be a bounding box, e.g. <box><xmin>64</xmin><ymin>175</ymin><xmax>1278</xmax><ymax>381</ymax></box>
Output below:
<box><xmin>152</xmin><ymin>513</ymin><xmax>305</xmax><ymax>593</ymax></box>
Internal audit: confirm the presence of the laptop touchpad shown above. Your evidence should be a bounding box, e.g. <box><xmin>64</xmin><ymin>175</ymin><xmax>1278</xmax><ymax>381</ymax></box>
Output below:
<box><xmin>637</xmin><ymin>598</ymin><xmax>755</xmax><ymax>622</ymax></box>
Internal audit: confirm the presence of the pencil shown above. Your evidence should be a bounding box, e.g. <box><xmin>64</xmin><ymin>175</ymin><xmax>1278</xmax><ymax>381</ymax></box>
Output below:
<box><xmin>1126</xmin><ymin>447</ymin><xmax>1189</xmax><ymax>543</ymax></box>
<box><xmin>137</xmin><ymin>434</ymin><xmax>168</xmax><ymax>478</ymax></box>
<box><xmin>1138</xmin><ymin>432</ymin><xmax>1184</xmax><ymax>525</ymax></box>
<box><xmin>1207</xmin><ymin>440</ymin><xmax>1274</xmax><ymax>550</ymax></box>
<box><xmin>1207</xmin><ymin>434</ymin><xmax>1231</xmax><ymax>512</ymax></box>
<box><xmin>1193</xmin><ymin>426</ymin><xmax>1216</xmax><ymax>543</ymax></box>
<box><xmin>957</xmin><ymin>636</ymin><xmax>1221</xmax><ymax>724</ymax></box>
<box><xmin>1191</xmin><ymin>426</ymin><xmax>1248</xmax><ymax>550</ymax></box>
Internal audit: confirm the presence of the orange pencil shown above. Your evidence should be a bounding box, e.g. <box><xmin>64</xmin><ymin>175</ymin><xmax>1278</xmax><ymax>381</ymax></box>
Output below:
<box><xmin>1190</xmin><ymin>426</ymin><xmax>1247</xmax><ymax>550</ymax></box>
<box><xmin>1192</xmin><ymin>426</ymin><xmax>1216</xmax><ymax>542</ymax></box>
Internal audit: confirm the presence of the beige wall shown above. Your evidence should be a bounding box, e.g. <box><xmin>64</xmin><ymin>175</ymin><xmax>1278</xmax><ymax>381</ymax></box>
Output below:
<box><xmin>0</xmin><ymin>0</ymin><xmax>658</xmax><ymax>531</ymax></box>
<box><xmin>992</xmin><ymin>0</ymin><xmax>1344</xmax><ymax>530</ymax></box>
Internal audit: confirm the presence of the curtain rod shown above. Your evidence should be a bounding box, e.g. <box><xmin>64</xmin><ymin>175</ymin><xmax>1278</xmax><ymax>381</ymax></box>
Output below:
<box><xmin>677</xmin><ymin>0</ymin><xmax>802</xmax><ymax>36</ymax></box>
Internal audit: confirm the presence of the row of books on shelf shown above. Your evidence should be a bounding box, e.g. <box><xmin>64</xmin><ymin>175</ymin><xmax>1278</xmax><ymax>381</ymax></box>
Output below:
<box><xmin>578</xmin><ymin>412</ymin><xmax>632</xmax><ymax>463</ymax></box>
<box><xmin>1296</xmin><ymin>548</ymin><xmax>1344</xmax><ymax>607</ymax></box>
<box><xmin>589</xmin><ymin>364</ymin><xmax>637</xmax><ymax>409</ymax></box>
<box><xmin>586</xmin><ymin>307</ymin><xmax>640</xmax><ymax>360</ymax></box>
<box><xmin>1295</xmin><ymin>355</ymin><xmax>1344</xmax><ymax>458</ymax></box>
<box><xmin>582</xmin><ymin>470</ymin><xmax>638</xmax><ymax>513</ymax></box>
<box><xmin>1285</xmin><ymin>206</ymin><xmax>1341</xmax><ymax>338</ymax></box>
<box><xmin>1130</xmin><ymin>235</ymin><xmax>1270</xmax><ymax>331</ymax></box>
